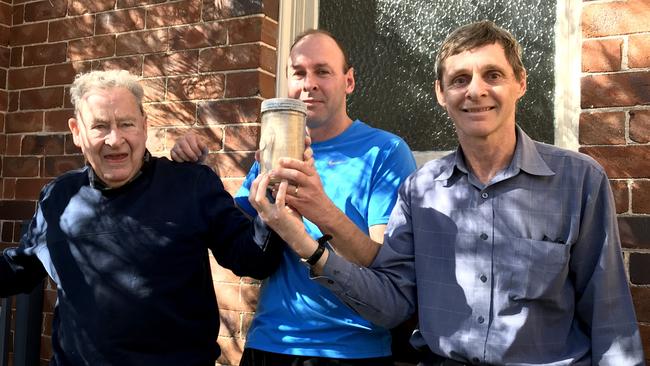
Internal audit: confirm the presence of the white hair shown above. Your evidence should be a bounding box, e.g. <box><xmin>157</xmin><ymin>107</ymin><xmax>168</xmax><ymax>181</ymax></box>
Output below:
<box><xmin>69</xmin><ymin>70</ymin><xmax>144</xmax><ymax>115</ymax></box>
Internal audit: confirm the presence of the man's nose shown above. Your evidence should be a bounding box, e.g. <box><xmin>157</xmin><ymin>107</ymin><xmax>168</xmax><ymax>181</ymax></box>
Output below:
<box><xmin>466</xmin><ymin>74</ymin><xmax>488</xmax><ymax>99</ymax></box>
<box><xmin>303</xmin><ymin>73</ymin><xmax>318</xmax><ymax>91</ymax></box>
<box><xmin>104</xmin><ymin>128</ymin><xmax>124</xmax><ymax>146</ymax></box>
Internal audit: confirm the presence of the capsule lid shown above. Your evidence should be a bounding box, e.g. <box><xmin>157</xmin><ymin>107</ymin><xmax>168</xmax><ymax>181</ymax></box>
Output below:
<box><xmin>261</xmin><ymin>98</ymin><xmax>307</xmax><ymax>115</ymax></box>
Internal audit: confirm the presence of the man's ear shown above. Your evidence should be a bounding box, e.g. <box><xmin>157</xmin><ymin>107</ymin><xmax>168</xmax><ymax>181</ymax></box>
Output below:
<box><xmin>434</xmin><ymin>80</ymin><xmax>446</xmax><ymax>108</ymax></box>
<box><xmin>345</xmin><ymin>67</ymin><xmax>355</xmax><ymax>95</ymax></box>
<box><xmin>517</xmin><ymin>69</ymin><xmax>527</xmax><ymax>100</ymax></box>
<box><xmin>68</xmin><ymin>117</ymin><xmax>82</xmax><ymax>147</ymax></box>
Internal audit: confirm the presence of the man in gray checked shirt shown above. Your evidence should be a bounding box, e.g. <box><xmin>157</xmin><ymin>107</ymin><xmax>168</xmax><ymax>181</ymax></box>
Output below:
<box><xmin>250</xmin><ymin>20</ymin><xmax>645</xmax><ymax>365</ymax></box>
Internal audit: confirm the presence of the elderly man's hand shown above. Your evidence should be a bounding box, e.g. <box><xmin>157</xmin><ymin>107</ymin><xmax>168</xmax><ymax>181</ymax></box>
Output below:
<box><xmin>249</xmin><ymin>175</ymin><xmax>317</xmax><ymax>259</ymax></box>
<box><xmin>170</xmin><ymin>132</ymin><xmax>208</xmax><ymax>163</ymax></box>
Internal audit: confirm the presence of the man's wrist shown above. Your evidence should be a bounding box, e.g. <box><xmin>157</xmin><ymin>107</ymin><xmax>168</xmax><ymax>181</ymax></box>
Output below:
<box><xmin>303</xmin><ymin>234</ymin><xmax>332</xmax><ymax>265</ymax></box>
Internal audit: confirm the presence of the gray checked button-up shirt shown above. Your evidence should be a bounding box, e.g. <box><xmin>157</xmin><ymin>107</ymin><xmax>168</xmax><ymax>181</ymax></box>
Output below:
<box><xmin>315</xmin><ymin>127</ymin><xmax>644</xmax><ymax>365</ymax></box>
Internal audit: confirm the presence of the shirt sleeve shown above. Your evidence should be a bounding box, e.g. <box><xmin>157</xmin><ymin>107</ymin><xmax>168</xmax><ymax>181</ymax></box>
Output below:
<box><xmin>0</xmin><ymin>208</ymin><xmax>47</xmax><ymax>297</ymax></box>
<box><xmin>197</xmin><ymin>164</ymin><xmax>283</xmax><ymax>280</ymax></box>
<box><xmin>570</xmin><ymin>169</ymin><xmax>644</xmax><ymax>365</ymax></box>
<box><xmin>314</xmin><ymin>178</ymin><xmax>418</xmax><ymax>328</ymax></box>
<box><xmin>367</xmin><ymin>138</ymin><xmax>417</xmax><ymax>227</ymax></box>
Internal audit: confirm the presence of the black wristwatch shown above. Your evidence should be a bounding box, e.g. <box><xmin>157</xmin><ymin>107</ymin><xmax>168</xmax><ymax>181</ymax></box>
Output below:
<box><xmin>304</xmin><ymin>234</ymin><xmax>332</xmax><ymax>265</ymax></box>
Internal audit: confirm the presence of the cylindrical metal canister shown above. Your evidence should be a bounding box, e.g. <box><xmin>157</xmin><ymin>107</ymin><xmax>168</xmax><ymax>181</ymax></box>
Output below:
<box><xmin>259</xmin><ymin>98</ymin><xmax>307</xmax><ymax>182</ymax></box>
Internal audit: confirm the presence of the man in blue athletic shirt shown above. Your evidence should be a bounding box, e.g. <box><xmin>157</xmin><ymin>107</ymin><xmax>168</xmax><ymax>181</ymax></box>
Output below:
<box><xmin>172</xmin><ymin>29</ymin><xmax>417</xmax><ymax>365</ymax></box>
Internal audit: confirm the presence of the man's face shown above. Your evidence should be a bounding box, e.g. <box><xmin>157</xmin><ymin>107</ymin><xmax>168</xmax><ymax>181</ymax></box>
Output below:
<box><xmin>287</xmin><ymin>34</ymin><xmax>355</xmax><ymax>129</ymax></box>
<box><xmin>68</xmin><ymin>87</ymin><xmax>148</xmax><ymax>188</ymax></box>
<box><xmin>435</xmin><ymin>43</ymin><xmax>526</xmax><ymax>143</ymax></box>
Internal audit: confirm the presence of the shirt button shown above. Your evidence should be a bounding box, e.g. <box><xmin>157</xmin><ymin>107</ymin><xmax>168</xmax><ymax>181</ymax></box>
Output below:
<box><xmin>477</xmin><ymin>316</ymin><xmax>484</xmax><ymax>324</ymax></box>
<box><xmin>480</xmin><ymin>233</ymin><xmax>488</xmax><ymax>240</ymax></box>
<box><xmin>480</xmin><ymin>275</ymin><xmax>487</xmax><ymax>283</ymax></box>
<box><xmin>481</xmin><ymin>192</ymin><xmax>489</xmax><ymax>199</ymax></box>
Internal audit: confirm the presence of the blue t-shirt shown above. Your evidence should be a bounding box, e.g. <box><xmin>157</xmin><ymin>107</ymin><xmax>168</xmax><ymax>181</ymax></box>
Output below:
<box><xmin>235</xmin><ymin>120</ymin><xmax>416</xmax><ymax>358</ymax></box>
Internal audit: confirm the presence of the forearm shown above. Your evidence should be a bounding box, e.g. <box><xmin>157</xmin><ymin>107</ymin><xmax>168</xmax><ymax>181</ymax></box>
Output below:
<box><xmin>312</xmin><ymin>203</ymin><xmax>381</xmax><ymax>267</ymax></box>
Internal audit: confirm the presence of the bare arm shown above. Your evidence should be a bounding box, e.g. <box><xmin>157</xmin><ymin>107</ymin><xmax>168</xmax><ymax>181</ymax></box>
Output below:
<box><xmin>270</xmin><ymin>158</ymin><xmax>382</xmax><ymax>266</ymax></box>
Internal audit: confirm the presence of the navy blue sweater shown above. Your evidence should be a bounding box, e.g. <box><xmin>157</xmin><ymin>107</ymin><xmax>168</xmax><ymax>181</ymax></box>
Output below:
<box><xmin>1</xmin><ymin>156</ymin><xmax>283</xmax><ymax>366</ymax></box>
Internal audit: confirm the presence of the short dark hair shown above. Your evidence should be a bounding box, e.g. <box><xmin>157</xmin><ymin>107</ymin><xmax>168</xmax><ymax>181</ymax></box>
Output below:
<box><xmin>290</xmin><ymin>29</ymin><xmax>352</xmax><ymax>72</ymax></box>
<box><xmin>435</xmin><ymin>20</ymin><xmax>525</xmax><ymax>86</ymax></box>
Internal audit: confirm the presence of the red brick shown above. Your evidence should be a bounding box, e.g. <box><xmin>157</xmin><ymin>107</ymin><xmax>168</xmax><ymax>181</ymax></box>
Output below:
<box><xmin>216</xmin><ymin>336</ymin><xmax>245</xmax><ymax>366</ymax></box>
<box><xmin>117</xmin><ymin>0</ymin><xmax>166</xmax><ymax>8</ymax></box>
<box><xmin>218</xmin><ymin>309</ymin><xmax>241</xmax><ymax>337</ymax></box>
<box><xmin>143</xmin><ymin>50</ymin><xmax>199</xmax><ymax>77</ymax></box>
<box><xmin>632</xmin><ymin>180</ymin><xmax>650</xmax><ymax>214</ymax></box>
<box><xmin>24</xmin><ymin>0</ymin><xmax>67</xmax><ymax>22</ymax></box>
<box><xmin>141</xmin><ymin>77</ymin><xmax>165</xmax><ymax>102</ymax></box>
<box><xmin>12</xmin><ymin>3</ymin><xmax>24</xmax><ymax>26</ymax></box>
<box><xmin>6</xmin><ymin>134</ymin><xmax>21</xmax><ymax>154</ymax></box>
<box><xmin>211</xmin><ymin>259</ymin><xmax>241</xmax><ymax>283</ymax></box>
<box><xmin>581</xmin><ymin>72</ymin><xmax>650</xmax><ymax>108</ymax></box>
<box><xmin>581</xmin><ymin>38</ymin><xmax>622</xmax><ymax>73</ymax></box>
<box><xmin>145</xmin><ymin>127</ymin><xmax>165</xmax><ymax>153</ymax></box>
<box><xmin>0</xmin><ymin>91</ymin><xmax>6</xmax><ymax>111</ymax></box>
<box><xmin>68</xmin><ymin>0</ymin><xmax>116</xmax><ymax>16</ymax></box>
<box><xmin>226</xmin><ymin>16</ymin><xmax>277</xmax><ymax>47</ymax></box>
<box><xmin>48</xmin><ymin>15</ymin><xmax>95</xmax><ymax>42</ymax></box>
<box><xmin>3</xmin><ymin>156</ymin><xmax>40</xmax><ymax>177</ymax></box>
<box><xmin>169</xmin><ymin>23</ymin><xmax>226</xmax><ymax>51</ymax></box>
<box><xmin>198</xmin><ymin>99</ymin><xmax>261</xmax><ymax>125</ymax></box>
<box><xmin>68</xmin><ymin>35</ymin><xmax>116</xmax><ymax>61</ymax></box>
<box><xmin>0</xmin><ymin>24</ymin><xmax>7</xmax><ymax>46</ymax></box>
<box><xmin>1</xmin><ymin>221</ymin><xmax>13</xmax><ymax>241</ymax></box>
<box><xmin>225</xmin><ymin>71</ymin><xmax>274</xmax><ymax>98</ymax></box>
<box><xmin>222</xmin><ymin>177</ymin><xmax>244</xmax><ymax>196</ymax></box>
<box><xmin>630</xmin><ymin>110</ymin><xmax>650</xmax><ymax>144</ymax></box>
<box><xmin>0</xmin><ymin>2</ymin><xmax>10</xmax><ymax>26</ymax></box>
<box><xmin>145</xmin><ymin>101</ymin><xmax>196</xmax><ymax>127</ymax></box>
<box><xmin>0</xmin><ymin>46</ymin><xmax>9</xmax><ymax>67</ymax></box>
<box><xmin>15</xmin><ymin>178</ymin><xmax>51</xmax><ymax>200</ymax></box>
<box><xmin>10</xmin><ymin>23</ymin><xmax>48</xmax><ymax>46</ymax></box>
<box><xmin>610</xmin><ymin>180</ymin><xmax>629</xmax><ymax>214</ymax></box>
<box><xmin>21</xmin><ymin>87</ymin><xmax>65</xmax><ymax>109</ymax></box>
<box><xmin>619</xmin><ymin>216</ymin><xmax>650</xmax><ymax>249</ymax></box>
<box><xmin>166</xmin><ymin>126</ymin><xmax>222</xmax><ymax>152</ymax></box>
<box><xmin>0</xmin><ymin>200</ymin><xmax>36</xmax><ymax>220</ymax></box>
<box><xmin>23</xmin><ymin>43</ymin><xmax>67</xmax><ymax>66</ymax></box>
<box><xmin>3</xmin><ymin>178</ymin><xmax>16</xmax><ymax>199</ymax></box>
<box><xmin>6</xmin><ymin>111</ymin><xmax>43</xmax><ymax>133</ymax></box>
<box><xmin>64</xmin><ymin>87</ymin><xmax>73</xmax><ymax>109</ymax></box>
<box><xmin>92</xmin><ymin>56</ymin><xmax>143</xmax><ymax>76</ymax></box>
<box><xmin>582</xmin><ymin>0</ymin><xmax>650</xmax><ymax>38</ymax></box>
<box><xmin>578</xmin><ymin>111</ymin><xmax>625</xmax><ymax>145</ymax></box>
<box><xmin>45</xmin><ymin>109</ymin><xmax>74</xmax><ymax>132</ymax></box>
<box><xmin>8</xmin><ymin>66</ymin><xmax>44</xmax><ymax>90</ymax></box>
<box><xmin>43</xmin><ymin>155</ymin><xmax>84</xmax><ymax>177</ymax></box>
<box><xmin>64</xmin><ymin>134</ymin><xmax>81</xmax><ymax>154</ymax></box>
<box><xmin>629</xmin><ymin>34</ymin><xmax>650</xmax><ymax>69</ymax></box>
<box><xmin>8</xmin><ymin>90</ymin><xmax>18</xmax><ymax>111</ymax></box>
<box><xmin>224</xmin><ymin>125</ymin><xmax>259</xmax><ymax>152</ymax></box>
<box><xmin>45</xmin><ymin>62</ymin><xmax>91</xmax><ymax>87</ymax></box>
<box><xmin>96</xmin><ymin>8</ymin><xmax>145</xmax><ymax>35</ymax></box>
<box><xmin>580</xmin><ymin>146</ymin><xmax>650</xmax><ymax>179</ymax></box>
<box><xmin>214</xmin><ymin>283</ymin><xmax>246</xmax><ymax>311</ymax></box>
<box><xmin>630</xmin><ymin>253</ymin><xmax>650</xmax><ymax>285</ymax></box>
<box><xmin>10</xmin><ymin>46</ymin><xmax>22</xmax><ymax>67</ymax></box>
<box><xmin>632</xmin><ymin>287</ymin><xmax>650</xmax><ymax>323</ymax></box>
<box><xmin>167</xmin><ymin>74</ymin><xmax>224</xmax><ymax>101</ymax></box>
<box><xmin>22</xmin><ymin>134</ymin><xmax>65</xmax><ymax>155</ymax></box>
<box><xmin>205</xmin><ymin>151</ymin><xmax>254</xmax><ymax>178</ymax></box>
<box><xmin>199</xmin><ymin>44</ymin><xmax>275</xmax><ymax>73</ymax></box>
<box><xmin>116</xmin><ymin>29</ymin><xmax>168</xmax><ymax>56</ymax></box>
<box><xmin>146</xmin><ymin>0</ymin><xmax>200</xmax><ymax>28</ymax></box>
<box><xmin>202</xmin><ymin>0</ymin><xmax>278</xmax><ymax>21</ymax></box>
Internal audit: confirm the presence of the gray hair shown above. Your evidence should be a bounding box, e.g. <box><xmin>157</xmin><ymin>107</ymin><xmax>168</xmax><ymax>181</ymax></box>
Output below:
<box><xmin>70</xmin><ymin>70</ymin><xmax>145</xmax><ymax>115</ymax></box>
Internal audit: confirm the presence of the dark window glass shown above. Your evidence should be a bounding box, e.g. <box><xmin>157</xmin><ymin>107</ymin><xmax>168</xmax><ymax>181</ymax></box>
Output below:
<box><xmin>320</xmin><ymin>0</ymin><xmax>556</xmax><ymax>150</ymax></box>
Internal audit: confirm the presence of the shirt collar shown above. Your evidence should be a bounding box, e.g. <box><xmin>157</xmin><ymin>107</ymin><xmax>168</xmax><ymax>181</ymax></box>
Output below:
<box><xmin>434</xmin><ymin>126</ymin><xmax>555</xmax><ymax>182</ymax></box>
<box><xmin>88</xmin><ymin>150</ymin><xmax>152</xmax><ymax>190</ymax></box>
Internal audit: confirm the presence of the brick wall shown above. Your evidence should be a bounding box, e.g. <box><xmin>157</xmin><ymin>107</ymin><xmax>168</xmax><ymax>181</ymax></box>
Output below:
<box><xmin>581</xmin><ymin>0</ymin><xmax>650</xmax><ymax>363</ymax></box>
<box><xmin>0</xmin><ymin>0</ymin><xmax>277</xmax><ymax>365</ymax></box>
<box><xmin>1</xmin><ymin>0</ymin><xmax>649</xmax><ymax>365</ymax></box>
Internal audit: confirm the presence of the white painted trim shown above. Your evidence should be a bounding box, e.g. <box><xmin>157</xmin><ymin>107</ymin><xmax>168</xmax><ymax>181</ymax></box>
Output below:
<box><xmin>554</xmin><ymin>0</ymin><xmax>582</xmax><ymax>150</ymax></box>
<box><xmin>275</xmin><ymin>0</ymin><xmax>319</xmax><ymax>97</ymax></box>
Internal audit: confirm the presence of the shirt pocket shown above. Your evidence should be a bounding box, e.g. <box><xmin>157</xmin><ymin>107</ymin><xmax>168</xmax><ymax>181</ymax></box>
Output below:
<box><xmin>506</xmin><ymin>237</ymin><xmax>570</xmax><ymax>301</ymax></box>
